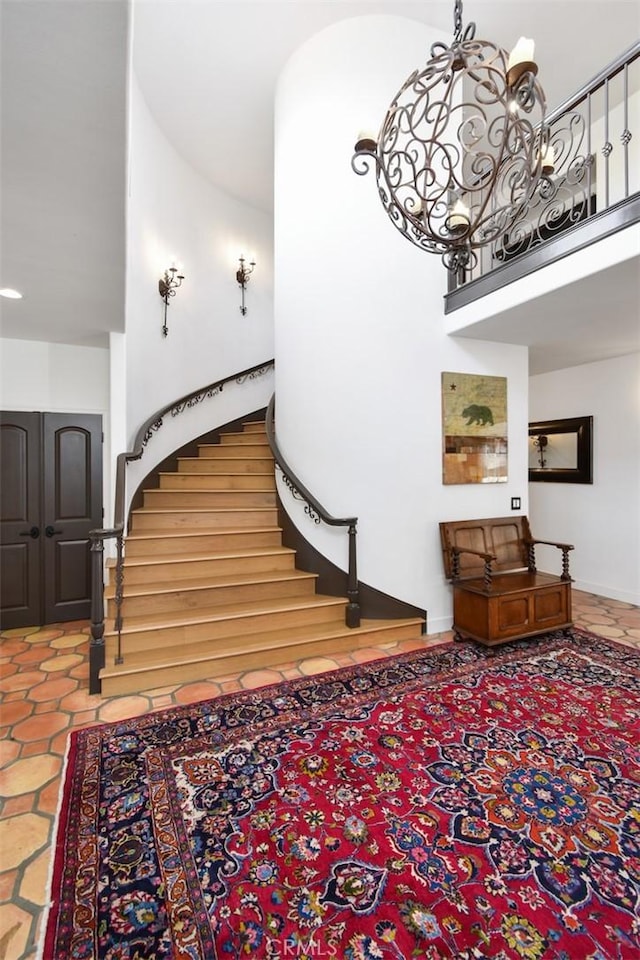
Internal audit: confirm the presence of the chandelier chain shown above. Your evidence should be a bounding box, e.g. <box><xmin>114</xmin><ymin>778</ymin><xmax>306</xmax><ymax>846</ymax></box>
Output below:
<box><xmin>453</xmin><ymin>0</ymin><xmax>464</xmax><ymax>42</ymax></box>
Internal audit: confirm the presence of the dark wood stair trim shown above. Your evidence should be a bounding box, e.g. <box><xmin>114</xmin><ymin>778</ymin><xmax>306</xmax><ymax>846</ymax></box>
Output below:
<box><xmin>276</xmin><ymin>489</ymin><xmax>426</xmax><ymax>628</ymax></box>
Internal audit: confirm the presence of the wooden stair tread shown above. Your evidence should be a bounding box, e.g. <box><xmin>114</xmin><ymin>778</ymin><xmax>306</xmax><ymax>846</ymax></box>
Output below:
<box><xmin>104</xmin><ymin>594</ymin><xmax>348</xmax><ymax>635</ymax></box>
<box><xmin>125</xmin><ymin>526</ymin><xmax>282</xmax><ymax>542</ymax></box>
<box><xmin>144</xmin><ymin>487</ymin><xmax>276</xmax><ymax>493</ymax></box>
<box><xmin>100</xmin><ymin>618</ymin><xmax>425</xmax><ymax>677</ymax></box>
<box><xmin>106</xmin><ymin>569</ymin><xmax>316</xmax><ymax>598</ymax></box>
<box><xmin>159</xmin><ymin>471</ymin><xmax>274</xmax><ymax>477</ymax></box>
<box><xmin>199</xmin><ymin>442</ymin><xmax>271</xmax><ymax>449</ymax></box>
<box><xmin>123</xmin><ymin>546</ymin><xmax>294</xmax><ymax>567</ymax></box>
<box><xmin>177</xmin><ymin>456</ymin><xmax>273</xmax><ymax>461</ymax></box>
<box><xmin>131</xmin><ymin>506</ymin><xmax>275</xmax><ymax>515</ymax></box>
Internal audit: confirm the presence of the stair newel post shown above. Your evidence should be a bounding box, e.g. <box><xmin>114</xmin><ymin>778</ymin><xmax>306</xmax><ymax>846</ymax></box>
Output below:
<box><xmin>89</xmin><ymin>534</ymin><xmax>105</xmax><ymax>694</ymax></box>
<box><xmin>114</xmin><ymin>534</ymin><xmax>125</xmax><ymax>664</ymax></box>
<box><xmin>346</xmin><ymin>522</ymin><xmax>361</xmax><ymax>627</ymax></box>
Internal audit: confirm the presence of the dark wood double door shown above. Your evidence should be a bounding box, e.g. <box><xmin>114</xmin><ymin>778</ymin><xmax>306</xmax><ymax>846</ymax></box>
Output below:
<box><xmin>1</xmin><ymin>412</ymin><xmax>103</xmax><ymax>629</ymax></box>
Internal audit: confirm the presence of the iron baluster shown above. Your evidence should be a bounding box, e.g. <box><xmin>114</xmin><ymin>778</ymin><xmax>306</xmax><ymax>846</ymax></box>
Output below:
<box><xmin>603</xmin><ymin>77</ymin><xmax>611</xmax><ymax>208</ymax></box>
<box><xmin>89</xmin><ymin>535</ymin><xmax>105</xmax><ymax>694</ymax></box>
<box><xmin>622</xmin><ymin>63</ymin><xmax>630</xmax><ymax>198</ymax></box>
<box><xmin>114</xmin><ymin>534</ymin><xmax>124</xmax><ymax>664</ymax></box>
<box><xmin>587</xmin><ymin>91</ymin><xmax>593</xmax><ymax>203</ymax></box>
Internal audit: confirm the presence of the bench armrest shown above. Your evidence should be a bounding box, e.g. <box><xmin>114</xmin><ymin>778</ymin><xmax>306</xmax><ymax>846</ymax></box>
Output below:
<box><xmin>451</xmin><ymin>545</ymin><xmax>496</xmax><ymax>561</ymax></box>
<box><xmin>529</xmin><ymin>538</ymin><xmax>575</xmax><ymax>551</ymax></box>
<box><xmin>450</xmin><ymin>545</ymin><xmax>496</xmax><ymax>588</ymax></box>
<box><xmin>525</xmin><ymin>538</ymin><xmax>574</xmax><ymax>581</ymax></box>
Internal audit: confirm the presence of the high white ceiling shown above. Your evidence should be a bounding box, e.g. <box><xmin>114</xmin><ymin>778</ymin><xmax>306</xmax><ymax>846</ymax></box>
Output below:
<box><xmin>132</xmin><ymin>0</ymin><xmax>640</xmax><ymax>214</ymax></box>
<box><xmin>0</xmin><ymin>0</ymin><xmax>129</xmax><ymax>348</ymax></box>
<box><xmin>1</xmin><ymin>0</ymin><xmax>639</xmax><ymax>369</ymax></box>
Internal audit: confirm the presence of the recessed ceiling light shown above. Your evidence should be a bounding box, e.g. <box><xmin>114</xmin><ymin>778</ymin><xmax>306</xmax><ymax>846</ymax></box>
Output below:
<box><xmin>0</xmin><ymin>288</ymin><xmax>23</xmax><ymax>299</ymax></box>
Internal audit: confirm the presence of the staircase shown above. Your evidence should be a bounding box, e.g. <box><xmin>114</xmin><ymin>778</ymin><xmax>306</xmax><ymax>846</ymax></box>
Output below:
<box><xmin>99</xmin><ymin>420</ymin><xmax>425</xmax><ymax>695</ymax></box>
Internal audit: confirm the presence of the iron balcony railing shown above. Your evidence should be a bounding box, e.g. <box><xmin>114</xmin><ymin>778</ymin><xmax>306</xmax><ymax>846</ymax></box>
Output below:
<box><xmin>447</xmin><ymin>41</ymin><xmax>640</xmax><ymax>308</ymax></box>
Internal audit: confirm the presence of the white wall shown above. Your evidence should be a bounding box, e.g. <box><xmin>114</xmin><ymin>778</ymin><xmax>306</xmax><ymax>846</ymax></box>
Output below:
<box><xmin>274</xmin><ymin>16</ymin><xmax>531</xmax><ymax>634</ymax></box>
<box><xmin>125</xmin><ymin>72</ymin><xmax>274</xmax><ymax>447</ymax></box>
<box><xmin>0</xmin><ymin>337</ymin><xmax>112</xmax><ymax>516</ymax></box>
<box><xmin>529</xmin><ymin>352</ymin><xmax>640</xmax><ymax>605</ymax></box>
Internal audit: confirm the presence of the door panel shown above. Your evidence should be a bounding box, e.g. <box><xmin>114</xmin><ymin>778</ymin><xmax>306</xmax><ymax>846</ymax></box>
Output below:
<box><xmin>42</xmin><ymin>414</ymin><xmax>102</xmax><ymax>623</ymax></box>
<box><xmin>1</xmin><ymin>411</ymin><xmax>102</xmax><ymax>628</ymax></box>
<box><xmin>56</xmin><ymin>540</ymin><xmax>92</xmax><ymax>602</ymax></box>
<box><xmin>0</xmin><ymin>413</ymin><xmax>42</xmax><ymax>628</ymax></box>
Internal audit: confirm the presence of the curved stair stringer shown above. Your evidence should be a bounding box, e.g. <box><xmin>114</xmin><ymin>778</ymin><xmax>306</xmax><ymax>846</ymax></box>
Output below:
<box><xmin>99</xmin><ymin>416</ymin><xmax>426</xmax><ymax>696</ymax></box>
<box><xmin>276</xmin><ymin>485</ymin><xmax>427</xmax><ymax>625</ymax></box>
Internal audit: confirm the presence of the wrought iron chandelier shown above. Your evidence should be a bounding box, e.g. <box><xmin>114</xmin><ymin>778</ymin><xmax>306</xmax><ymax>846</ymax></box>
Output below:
<box><xmin>352</xmin><ymin>0</ymin><xmax>549</xmax><ymax>276</ymax></box>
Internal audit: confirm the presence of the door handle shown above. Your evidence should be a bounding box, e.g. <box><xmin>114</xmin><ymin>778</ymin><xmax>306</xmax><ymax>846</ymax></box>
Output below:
<box><xmin>45</xmin><ymin>525</ymin><xmax>63</xmax><ymax>538</ymax></box>
<box><xmin>20</xmin><ymin>526</ymin><xmax>40</xmax><ymax>539</ymax></box>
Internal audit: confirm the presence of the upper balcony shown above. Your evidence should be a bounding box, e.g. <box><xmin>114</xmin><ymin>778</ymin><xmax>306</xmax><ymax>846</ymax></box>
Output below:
<box><xmin>445</xmin><ymin>42</ymin><xmax>640</xmax><ymax>374</ymax></box>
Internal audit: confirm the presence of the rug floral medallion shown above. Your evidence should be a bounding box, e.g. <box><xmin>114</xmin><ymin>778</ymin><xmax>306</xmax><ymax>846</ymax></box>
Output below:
<box><xmin>44</xmin><ymin>630</ymin><xmax>640</xmax><ymax>960</ymax></box>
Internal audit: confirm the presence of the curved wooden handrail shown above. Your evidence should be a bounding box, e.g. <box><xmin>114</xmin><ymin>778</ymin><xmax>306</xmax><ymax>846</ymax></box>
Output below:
<box><xmin>265</xmin><ymin>395</ymin><xmax>360</xmax><ymax>628</ymax></box>
<box><xmin>89</xmin><ymin>358</ymin><xmax>275</xmax><ymax>692</ymax></box>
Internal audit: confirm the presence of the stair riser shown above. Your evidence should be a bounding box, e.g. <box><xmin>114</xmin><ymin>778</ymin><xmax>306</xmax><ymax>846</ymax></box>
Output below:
<box><xmin>159</xmin><ymin>473</ymin><xmax>275</xmax><ymax>490</ymax></box>
<box><xmin>130</xmin><ymin>509</ymin><xmax>278</xmax><ymax>531</ymax></box>
<box><xmin>107</xmin><ymin>577</ymin><xmax>316</xmax><ymax>617</ymax></box>
<box><xmin>198</xmin><ymin>444</ymin><xmax>272</xmax><ymax>459</ymax></box>
<box><xmin>124</xmin><ymin>530</ymin><xmax>283</xmax><ymax>557</ymax></box>
<box><xmin>219</xmin><ymin>434</ymin><xmax>270</xmax><ymax>446</ymax></box>
<box><xmin>142</xmin><ymin>490</ymin><xmax>276</xmax><ymax>509</ymax></box>
<box><xmin>177</xmin><ymin>458</ymin><xmax>274</xmax><ymax>474</ymax></box>
<box><xmin>104</xmin><ymin>602</ymin><xmax>347</xmax><ymax>654</ymax></box>
<box><xmin>116</xmin><ymin>553</ymin><xmax>295</xmax><ymax>584</ymax></box>
<box><xmin>242</xmin><ymin>423</ymin><xmax>266</xmax><ymax>433</ymax></box>
<box><xmin>100</xmin><ymin>622</ymin><xmax>423</xmax><ymax>696</ymax></box>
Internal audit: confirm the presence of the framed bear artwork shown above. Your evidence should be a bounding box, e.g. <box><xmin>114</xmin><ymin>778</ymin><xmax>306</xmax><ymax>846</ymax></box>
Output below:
<box><xmin>441</xmin><ymin>372</ymin><xmax>508</xmax><ymax>484</ymax></box>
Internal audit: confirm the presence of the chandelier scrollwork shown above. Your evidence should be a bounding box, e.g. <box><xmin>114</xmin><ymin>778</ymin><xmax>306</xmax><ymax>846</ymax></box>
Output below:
<box><xmin>352</xmin><ymin>0</ymin><xmax>548</xmax><ymax>275</ymax></box>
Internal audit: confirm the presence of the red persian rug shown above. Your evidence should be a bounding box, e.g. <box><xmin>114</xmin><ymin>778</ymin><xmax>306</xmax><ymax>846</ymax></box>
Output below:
<box><xmin>43</xmin><ymin>629</ymin><xmax>640</xmax><ymax>959</ymax></box>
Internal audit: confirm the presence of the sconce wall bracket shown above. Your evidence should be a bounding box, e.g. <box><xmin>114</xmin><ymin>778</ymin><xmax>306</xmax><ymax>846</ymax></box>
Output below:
<box><xmin>159</xmin><ymin>265</ymin><xmax>185</xmax><ymax>337</ymax></box>
<box><xmin>236</xmin><ymin>256</ymin><xmax>256</xmax><ymax>315</ymax></box>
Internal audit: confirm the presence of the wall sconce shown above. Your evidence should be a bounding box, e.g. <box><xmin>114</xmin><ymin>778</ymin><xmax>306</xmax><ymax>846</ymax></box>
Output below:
<box><xmin>236</xmin><ymin>256</ymin><xmax>256</xmax><ymax>315</ymax></box>
<box><xmin>532</xmin><ymin>433</ymin><xmax>548</xmax><ymax>468</ymax></box>
<box><xmin>158</xmin><ymin>264</ymin><xmax>185</xmax><ymax>337</ymax></box>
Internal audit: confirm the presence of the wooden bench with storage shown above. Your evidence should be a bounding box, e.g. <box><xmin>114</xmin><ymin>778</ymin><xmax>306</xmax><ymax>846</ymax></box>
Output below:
<box><xmin>439</xmin><ymin>516</ymin><xmax>574</xmax><ymax>646</ymax></box>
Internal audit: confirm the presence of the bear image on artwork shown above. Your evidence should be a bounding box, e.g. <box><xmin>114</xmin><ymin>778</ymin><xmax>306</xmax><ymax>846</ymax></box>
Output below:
<box><xmin>441</xmin><ymin>372</ymin><xmax>507</xmax><ymax>484</ymax></box>
<box><xmin>462</xmin><ymin>404</ymin><xmax>494</xmax><ymax>426</ymax></box>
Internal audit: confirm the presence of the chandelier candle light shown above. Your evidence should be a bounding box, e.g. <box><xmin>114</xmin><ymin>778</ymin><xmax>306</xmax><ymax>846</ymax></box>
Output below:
<box><xmin>352</xmin><ymin>0</ymin><xmax>548</xmax><ymax>278</ymax></box>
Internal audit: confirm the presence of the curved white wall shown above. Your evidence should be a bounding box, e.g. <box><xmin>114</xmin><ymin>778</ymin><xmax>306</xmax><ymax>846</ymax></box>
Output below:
<box><xmin>125</xmin><ymin>74</ymin><xmax>274</xmax><ymax>447</ymax></box>
<box><xmin>274</xmin><ymin>16</ymin><xmax>530</xmax><ymax>632</ymax></box>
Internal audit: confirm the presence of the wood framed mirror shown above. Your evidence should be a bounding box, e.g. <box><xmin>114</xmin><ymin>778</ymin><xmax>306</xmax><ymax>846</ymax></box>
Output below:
<box><xmin>529</xmin><ymin>416</ymin><xmax>593</xmax><ymax>483</ymax></box>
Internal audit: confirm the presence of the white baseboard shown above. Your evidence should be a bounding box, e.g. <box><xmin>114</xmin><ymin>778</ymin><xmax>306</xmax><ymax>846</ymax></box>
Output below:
<box><xmin>426</xmin><ymin>613</ymin><xmax>454</xmax><ymax>636</ymax></box>
<box><xmin>572</xmin><ymin>579</ymin><xmax>640</xmax><ymax>608</ymax></box>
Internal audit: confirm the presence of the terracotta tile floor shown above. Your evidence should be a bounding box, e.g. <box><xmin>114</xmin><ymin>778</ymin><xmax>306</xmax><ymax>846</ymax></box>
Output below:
<box><xmin>1</xmin><ymin>590</ymin><xmax>639</xmax><ymax>959</ymax></box>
